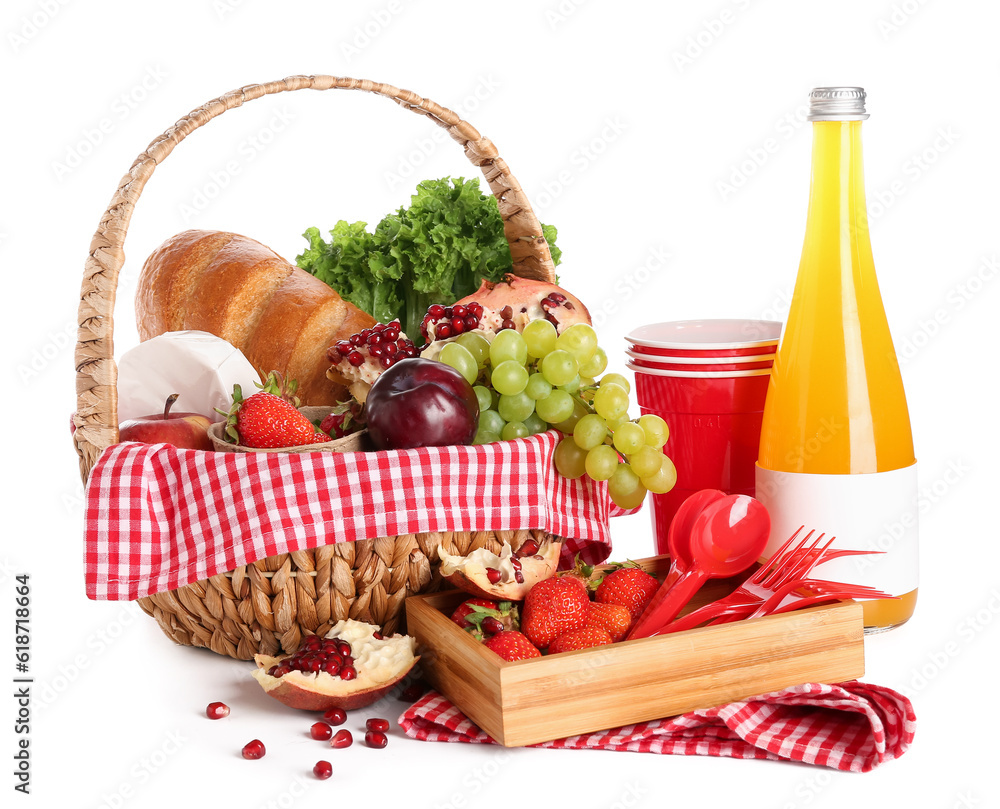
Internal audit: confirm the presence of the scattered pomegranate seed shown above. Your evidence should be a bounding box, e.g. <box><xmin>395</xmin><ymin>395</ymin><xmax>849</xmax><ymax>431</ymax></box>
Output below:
<box><xmin>481</xmin><ymin>616</ymin><xmax>504</xmax><ymax>636</ymax></box>
<box><xmin>486</xmin><ymin>567</ymin><xmax>502</xmax><ymax>584</ymax></box>
<box><xmin>205</xmin><ymin>701</ymin><xmax>230</xmax><ymax>720</ymax></box>
<box><xmin>516</xmin><ymin>539</ymin><xmax>540</xmax><ymax>557</ymax></box>
<box><xmin>241</xmin><ymin>739</ymin><xmax>266</xmax><ymax>760</ymax></box>
<box><xmin>365</xmin><ymin>730</ymin><xmax>388</xmax><ymax>749</ymax></box>
<box><xmin>330</xmin><ymin>729</ymin><xmax>353</xmax><ymax>749</ymax></box>
<box><xmin>366</xmin><ymin>718</ymin><xmax>390</xmax><ymax>733</ymax></box>
<box><xmin>323</xmin><ymin>708</ymin><xmax>347</xmax><ymax>726</ymax></box>
<box><xmin>310</xmin><ymin>722</ymin><xmax>333</xmax><ymax>741</ymax></box>
<box><xmin>313</xmin><ymin>760</ymin><xmax>333</xmax><ymax>780</ymax></box>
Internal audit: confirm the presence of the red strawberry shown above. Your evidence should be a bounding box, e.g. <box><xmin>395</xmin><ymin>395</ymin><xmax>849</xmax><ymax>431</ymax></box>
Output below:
<box><xmin>585</xmin><ymin>602</ymin><xmax>632</xmax><ymax>642</ymax></box>
<box><xmin>548</xmin><ymin>626</ymin><xmax>614</xmax><ymax>655</ymax></box>
<box><xmin>484</xmin><ymin>631</ymin><xmax>541</xmax><ymax>662</ymax></box>
<box><xmin>222</xmin><ymin>372</ymin><xmax>326</xmax><ymax>449</ymax></box>
<box><xmin>521</xmin><ymin>577</ymin><xmax>590</xmax><ymax>650</ymax></box>
<box><xmin>450</xmin><ymin>599</ymin><xmax>519</xmax><ymax>640</ymax></box>
<box><xmin>595</xmin><ymin>566</ymin><xmax>660</xmax><ymax>622</ymax></box>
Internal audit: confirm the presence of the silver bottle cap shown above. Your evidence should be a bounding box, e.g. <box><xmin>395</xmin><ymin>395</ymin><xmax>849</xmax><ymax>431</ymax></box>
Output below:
<box><xmin>807</xmin><ymin>87</ymin><xmax>869</xmax><ymax>121</ymax></box>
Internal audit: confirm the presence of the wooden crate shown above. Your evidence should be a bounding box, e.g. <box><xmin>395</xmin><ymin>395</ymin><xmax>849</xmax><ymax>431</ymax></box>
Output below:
<box><xmin>405</xmin><ymin>554</ymin><xmax>865</xmax><ymax>747</ymax></box>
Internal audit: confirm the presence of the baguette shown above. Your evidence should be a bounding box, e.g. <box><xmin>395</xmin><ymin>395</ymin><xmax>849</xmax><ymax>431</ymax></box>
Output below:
<box><xmin>135</xmin><ymin>229</ymin><xmax>375</xmax><ymax>406</ymax></box>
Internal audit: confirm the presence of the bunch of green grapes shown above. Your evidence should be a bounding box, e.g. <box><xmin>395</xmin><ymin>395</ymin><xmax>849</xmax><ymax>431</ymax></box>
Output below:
<box><xmin>435</xmin><ymin>320</ymin><xmax>676</xmax><ymax>509</ymax></box>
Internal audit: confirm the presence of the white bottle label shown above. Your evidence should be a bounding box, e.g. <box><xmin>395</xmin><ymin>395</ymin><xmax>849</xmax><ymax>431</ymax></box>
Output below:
<box><xmin>754</xmin><ymin>462</ymin><xmax>919</xmax><ymax>597</ymax></box>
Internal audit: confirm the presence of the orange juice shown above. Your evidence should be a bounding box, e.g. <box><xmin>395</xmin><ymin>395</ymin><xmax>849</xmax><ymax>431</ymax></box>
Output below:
<box><xmin>756</xmin><ymin>89</ymin><xmax>917</xmax><ymax>632</ymax></box>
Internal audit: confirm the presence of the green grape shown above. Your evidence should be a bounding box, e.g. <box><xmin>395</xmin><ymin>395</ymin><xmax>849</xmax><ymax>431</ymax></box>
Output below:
<box><xmin>552</xmin><ymin>399</ymin><xmax>588</xmax><ymax>434</ymax></box>
<box><xmin>498</xmin><ymin>392</ymin><xmax>534</xmax><ymax>423</ymax></box>
<box><xmin>641</xmin><ymin>455</ymin><xmax>678</xmax><ymax>494</ymax></box>
<box><xmin>573</xmin><ymin>413</ymin><xmax>608</xmax><ymax>450</ymax></box>
<box><xmin>593</xmin><ymin>383</ymin><xmax>629</xmax><ymax>420</ymax></box>
<box><xmin>638</xmin><ymin>413</ymin><xmax>670</xmax><ymax>448</ymax></box>
<box><xmin>522</xmin><ymin>318</ymin><xmax>558</xmax><ymax>358</ymax></box>
<box><xmin>559</xmin><ymin>374</ymin><xmax>582</xmax><ymax>393</ymax></box>
<box><xmin>608</xmin><ymin>464</ymin><xmax>647</xmax><ymax>509</ymax></box>
<box><xmin>501</xmin><ymin>421</ymin><xmax>530</xmax><ymax>441</ymax></box>
<box><xmin>579</xmin><ymin>347</ymin><xmax>608</xmax><ymax>379</ymax></box>
<box><xmin>456</xmin><ymin>331</ymin><xmax>491</xmax><ymax>367</ymax></box>
<box><xmin>491</xmin><ymin>360</ymin><xmax>529</xmax><ymax>396</ymax></box>
<box><xmin>585</xmin><ymin>445</ymin><xmax>620</xmax><ymax>481</ymax></box>
<box><xmin>555</xmin><ymin>323</ymin><xmax>598</xmax><ymax>365</ymax></box>
<box><xmin>540</xmin><ymin>350</ymin><xmax>579</xmax><ymax>386</ymax></box>
<box><xmin>478</xmin><ymin>409</ymin><xmax>505</xmax><ymax>435</ymax></box>
<box><xmin>439</xmin><ymin>342</ymin><xmax>478</xmax><ymax>384</ymax></box>
<box><xmin>579</xmin><ymin>376</ymin><xmax>597</xmax><ymax>389</ymax></box>
<box><xmin>612</xmin><ymin>421</ymin><xmax>646</xmax><ymax>455</ymax></box>
<box><xmin>525</xmin><ymin>372</ymin><xmax>553</xmax><ymax>401</ymax></box>
<box><xmin>630</xmin><ymin>445</ymin><xmax>664</xmax><ymax>478</ymax></box>
<box><xmin>536</xmin><ymin>390</ymin><xmax>575</xmax><ymax>423</ymax></box>
<box><xmin>524</xmin><ymin>413</ymin><xmax>547</xmax><ymax>434</ymax></box>
<box><xmin>554</xmin><ymin>436</ymin><xmax>588</xmax><ymax>479</ymax></box>
<box><xmin>473</xmin><ymin>429</ymin><xmax>501</xmax><ymax>446</ymax></box>
<box><xmin>600</xmin><ymin>373</ymin><xmax>631</xmax><ymax>394</ymax></box>
<box><xmin>605</xmin><ymin>413</ymin><xmax>631</xmax><ymax>432</ymax></box>
<box><xmin>490</xmin><ymin>329</ymin><xmax>528</xmax><ymax>366</ymax></box>
<box><xmin>473</xmin><ymin>385</ymin><xmax>493</xmax><ymax>414</ymax></box>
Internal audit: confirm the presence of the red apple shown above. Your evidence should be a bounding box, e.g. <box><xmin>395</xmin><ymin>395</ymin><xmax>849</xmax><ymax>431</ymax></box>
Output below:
<box><xmin>118</xmin><ymin>394</ymin><xmax>214</xmax><ymax>451</ymax></box>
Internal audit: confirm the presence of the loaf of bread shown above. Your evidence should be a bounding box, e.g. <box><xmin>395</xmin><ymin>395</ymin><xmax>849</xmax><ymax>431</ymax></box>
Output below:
<box><xmin>135</xmin><ymin>230</ymin><xmax>375</xmax><ymax>406</ymax></box>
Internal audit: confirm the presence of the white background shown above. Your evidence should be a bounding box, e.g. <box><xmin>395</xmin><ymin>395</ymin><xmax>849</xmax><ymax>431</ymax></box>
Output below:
<box><xmin>2</xmin><ymin>1</ymin><xmax>997</xmax><ymax>807</ymax></box>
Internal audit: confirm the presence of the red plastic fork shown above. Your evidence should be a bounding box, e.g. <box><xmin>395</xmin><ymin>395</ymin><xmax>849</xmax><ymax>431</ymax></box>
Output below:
<box><xmin>747</xmin><ymin>578</ymin><xmax>896</xmax><ymax>619</ymax></box>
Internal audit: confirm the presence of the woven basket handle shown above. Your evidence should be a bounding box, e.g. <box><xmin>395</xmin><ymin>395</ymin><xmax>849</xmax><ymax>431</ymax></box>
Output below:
<box><xmin>74</xmin><ymin>75</ymin><xmax>557</xmax><ymax>482</ymax></box>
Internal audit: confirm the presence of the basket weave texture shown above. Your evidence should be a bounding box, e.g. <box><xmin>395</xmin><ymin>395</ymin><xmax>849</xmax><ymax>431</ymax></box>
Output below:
<box><xmin>74</xmin><ymin>76</ymin><xmax>562</xmax><ymax>659</ymax></box>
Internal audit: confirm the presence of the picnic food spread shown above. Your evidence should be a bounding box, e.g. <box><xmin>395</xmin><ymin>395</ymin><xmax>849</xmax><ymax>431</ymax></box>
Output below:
<box><xmin>75</xmin><ymin>77</ymin><xmax>917</xmax><ymax>773</ymax></box>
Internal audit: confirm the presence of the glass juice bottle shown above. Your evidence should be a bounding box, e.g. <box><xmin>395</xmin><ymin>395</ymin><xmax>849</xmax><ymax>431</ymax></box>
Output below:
<box><xmin>756</xmin><ymin>87</ymin><xmax>918</xmax><ymax>632</ymax></box>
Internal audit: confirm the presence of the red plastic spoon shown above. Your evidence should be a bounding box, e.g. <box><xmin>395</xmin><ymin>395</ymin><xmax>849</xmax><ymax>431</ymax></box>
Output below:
<box><xmin>659</xmin><ymin>489</ymin><xmax>728</xmax><ymax>592</ymax></box>
<box><xmin>627</xmin><ymin>494</ymin><xmax>771</xmax><ymax>640</ymax></box>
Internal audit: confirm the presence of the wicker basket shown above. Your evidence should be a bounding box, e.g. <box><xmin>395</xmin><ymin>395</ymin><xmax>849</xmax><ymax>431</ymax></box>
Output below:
<box><xmin>74</xmin><ymin>75</ymin><xmax>562</xmax><ymax>660</ymax></box>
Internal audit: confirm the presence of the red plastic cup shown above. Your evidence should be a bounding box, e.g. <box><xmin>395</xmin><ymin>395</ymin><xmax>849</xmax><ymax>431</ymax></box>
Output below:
<box><xmin>630</xmin><ymin>362</ymin><xmax>772</xmax><ymax>556</ymax></box>
<box><xmin>627</xmin><ymin>319</ymin><xmax>781</xmax><ymax>358</ymax></box>
<box><xmin>626</xmin><ymin>350</ymin><xmax>775</xmax><ymax>373</ymax></box>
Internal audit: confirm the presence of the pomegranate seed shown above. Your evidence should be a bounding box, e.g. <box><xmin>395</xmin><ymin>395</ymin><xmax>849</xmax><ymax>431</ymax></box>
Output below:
<box><xmin>549</xmin><ymin>293</ymin><xmax>566</xmax><ymax>303</ymax></box>
<box><xmin>373</xmin><ymin>322</ymin><xmax>386</xmax><ymax>332</ymax></box>
<box><xmin>468</xmin><ymin>302</ymin><xmax>484</xmax><ymax>317</ymax></box>
<box><xmin>368</xmin><ymin>333</ymin><xmax>382</xmax><ymax>346</ymax></box>
<box><xmin>444</xmin><ymin>307</ymin><xmax>454</xmax><ymax>318</ymax></box>
<box><xmin>481</xmin><ymin>617</ymin><xmax>504</xmax><ymax>636</ymax></box>
<box><xmin>451</xmin><ymin>316</ymin><xmax>466</xmax><ymax>334</ymax></box>
<box><xmin>349</xmin><ymin>333</ymin><xmax>364</xmax><ymax>346</ymax></box>
<box><xmin>241</xmin><ymin>739</ymin><xmax>266</xmax><ymax>760</ymax></box>
<box><xmin>313</xmin><ymin>760</ymin><xmax>333</xmax><ymax>780</ymax></box>
<box><xmin>360</xmin><ymin>329</ymin><xmax>372</xmax><ymax>341</ymax></box>
<box><xmin>369</xmin><ymin>344</ymin><xmax>385</xmax><ymax>358</ymax></box>
<box><xmin>501</xmin><ymin>319</ymin><xmax>516</xmax><ymax>331</ymax></box>
<box><xmin>366</xmin><ymin>717</ymin><xmax>390</xmax><ymax>733</ymax></box>
<box><xmin>335</xmin><ymin>640</ymin><xmax>352</xmax><ymax>656</ymax></box>
<box><xmin>380</xmin><ymin>355</ymin><xmax>395</xmax><ymax>369</ymax></box>
<box><xmin>398</xmin><ymin>682</ymin><xmax>425</xmax><ymax>702</ymax></box>
<box><xmin>340</xmin><ymin>666</ymin><xmax>357</xmax><ymax>681</ymax></box>
<box><xmin>500</xmin><ymin>305</ymin><xmax>514</xmax><ymax>320</ymax></box>
<box><xmin>516</xmin><ymin>539</ymin><xmax>539</xmax><ymax>557</ymax></box>
<box><xmin>464</xmin><ymin>315</ymin><xmax>479</xmax><ymax>330</ymax></box>
<box><xmin>373</xmin><ymin>631</ymin><xmax>384</xmax><ymax>640</ymax></box>
<box><xmin>311</xmin><ymin>722</ymin><xmax>333</xmax><ymax>741</ymax></box>
<box><xmin>428</xmin><ymin>304</ymin><xmax>445</xmax><ymax>318</ymax></box>
<box><xmin>206</xmin><ymin>701</ymin><xmax>230</xmax><ymax>720</ymax></box>
<box><xmin>272</xmin><ymin>664</ymin><xmax>291</xmax><ymax>677</ymax></box>
<box><xmin>341</xmin><ymin>655</ymin><xmax>355</xmax><ymax>668</ymax></box>
<box><xmin>348</xmin><ymin>351</ymin><xmax>365</xmax><ymax>367</ymax></box>
<box><xmin>365</xmin><ymin>731</ymin><xmax>388</xmax><ymax>749</ymax></box>
<box><xmin>267</xmin><ymin>665</ymin><xmax>279</xmax><ymax>676</ymax></box>
<box><xmin>452</xmin><ymin>304</ymin><xmax>468</xmax><ymax>318</ymax></box>
<box><xmin>486</xmin><ymin>567</ymin><xmax>502</xmax><ymax>584</ymax></box>
<box><xmin>384</xmin><ymin>329</ymin><xmax>399</xmax><ymax>342</ymax></box>
<box><xmin>514</xmin><ymin>568</ymin><xmax>525</xmax><ymax>584</ymax></box>
<box><xmin>322</xmin><ymin>659</ymin><xmax>341</xmax><ymax>676</ymax></box>
<box><xmin>307</xmin><ymin>659</ymin><xmax>323</xmax><ymax>673</ymax></box>
<box><xmin>323</xmin><ymin>708</ymin><xmax>347</xmax><ymax>726</ymax></box>
<box><xmin>404</xmin><ymin>345</ymin><xmax>419</xmax><ymax>357</ymax></box>
<box><xmin>545</xmin><ymin>312</ymin><xmax>559</xmax><ymax>326</ymax></box>
<box><xmin>330</xmin><ymin>729</ymin><xmax>353</xmax><ymax>749</ymax></box>
<box><xmin>335</xmin><ymin>341</ymin><xmax>352</xmax><ymax>355</ymax></box>
<box><xmin>437</xmin><ymin>324</ymin><xmax>453</xmax><ymax>339</ymax></box>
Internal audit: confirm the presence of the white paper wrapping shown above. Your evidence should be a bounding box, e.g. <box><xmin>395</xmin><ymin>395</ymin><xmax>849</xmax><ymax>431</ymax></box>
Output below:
<box><xmin>117</xmin><ymin>331</ymin><xmax>262</xmax><ymax>423</ymax></box>
<box><xmin>755</xmin><ymin>462</ymin><xmax>919</xmax><ymax>597</ymax></box>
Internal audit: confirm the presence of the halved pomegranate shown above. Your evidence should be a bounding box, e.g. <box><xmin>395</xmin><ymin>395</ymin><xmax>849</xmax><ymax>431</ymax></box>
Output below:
<box><xmin>251</xmin><ymin>620</ymin><xmax>418</xmax><ymax>712</ymax></box>
<box><xmin>438</xmin><ymin>536</ymin><xmax>562</xmax><ymax>601</ymax></box>
<box><xmin>451</xmin><ymin>275</ymin><xmax>591</xmax><ymax>334</ymax></box>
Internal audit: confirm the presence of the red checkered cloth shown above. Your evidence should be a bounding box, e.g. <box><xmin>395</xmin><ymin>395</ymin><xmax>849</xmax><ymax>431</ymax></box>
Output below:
<box><xmin>399</xmin><ymin>682</ymin><xmax>915</xmax><ymax>772</ymax></box>
<box><xmin>84</xmin><ymin>431</ymin><xmax>625</xmax><ymax>601</ymax></box>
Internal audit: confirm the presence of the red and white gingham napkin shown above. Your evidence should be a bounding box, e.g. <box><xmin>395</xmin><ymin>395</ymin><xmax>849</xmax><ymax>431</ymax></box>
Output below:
<box><xmin>399</xmin><ymin>682</ymin><xmax>915</xmax><ymax>772</ymax></box>
<box><xmin>84</xmin><ymin>431</ymin><xmax>624</xmax><ymax>601</ymax></box>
